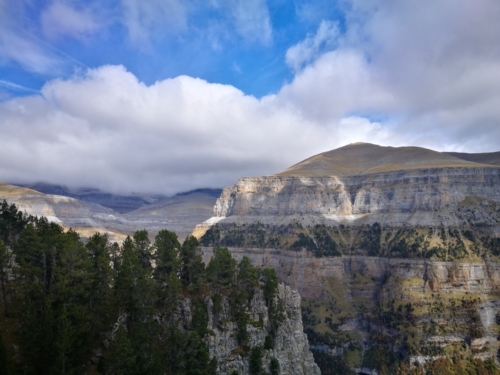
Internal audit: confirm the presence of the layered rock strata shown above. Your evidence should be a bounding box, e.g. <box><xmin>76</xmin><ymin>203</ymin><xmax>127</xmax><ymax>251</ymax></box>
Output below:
<box><xmin>195</xmin><ymin>144</ymin><xmax>500</xmax><ymax>232</ymax></box>
<box><xmin>202</xmin><ymin>247</ymin><xmax>500</xmax><ymax>367</ymax></box>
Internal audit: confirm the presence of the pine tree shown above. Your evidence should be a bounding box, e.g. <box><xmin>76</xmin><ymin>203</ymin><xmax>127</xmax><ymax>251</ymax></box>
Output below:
<box><xmin>180</xmin><ymin>236</ymin><xmax>205</xmax><ymax>291</ymax></box>
<box><xmin>206</xmin><ymin>247</ymin><xmax>236</xmax><ymax>294</ymax></box>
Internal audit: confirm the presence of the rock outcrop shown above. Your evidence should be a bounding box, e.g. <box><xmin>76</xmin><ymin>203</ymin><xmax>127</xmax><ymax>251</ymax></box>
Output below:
<box><xmin>177</xmin><ymin>283</ymin><xmax>320</xmax><ymax>375</ymax></box>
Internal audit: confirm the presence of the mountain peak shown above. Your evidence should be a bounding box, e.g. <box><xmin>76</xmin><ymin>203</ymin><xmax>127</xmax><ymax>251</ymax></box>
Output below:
<box><xmin>275</xmin><ymin>143</ymin><xmax>494</xmax><ymax>177</ymax></box>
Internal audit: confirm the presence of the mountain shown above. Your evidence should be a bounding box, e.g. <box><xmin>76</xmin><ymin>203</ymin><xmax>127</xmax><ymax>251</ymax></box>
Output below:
<box><xmin>0</xmin><ymin>183</ymin><xmax>128</xmax><ymax>242</ymax></box>
<box><xmin>124</xmin><ymin>189</ymin><xmax>222</xmax><ymax>240</ymax></box>
<box><xmin>277</xmin><ymin>143</ymin><xmax>489</xmax><ymax>177</ymax></box>
<box><xmin>16</xmin><ymin>182</ymin><xmax>166</xmax><ymax>213</ymax></box>
<box><xmin>0</xmin><ymin>181</ymin><xmax>43</xmax><ymax>196</ymax></box>
<box><xmin>196</xmin><ymin>143</ymin><xmax>500</xmax><ymax>374</ymax></box>
<box><xmin>1</xmin><ymin>181</ymin><xmax>220</xmax><ymax>241</ymax></box>
<box><xmin>444</xmin><ymin>151</ymin><xmax>500</xmax><ymax>166</ymax></box>
<box><xmin>198</xmin><ymin>143</ymin><xmax>500</xmax><ymax>230</ymax></box>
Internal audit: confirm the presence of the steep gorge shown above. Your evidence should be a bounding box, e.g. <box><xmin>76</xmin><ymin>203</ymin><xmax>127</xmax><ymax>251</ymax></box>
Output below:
<box><xmin>196</xmin><ymin>143</ymin><xmax>500</xmax><ymax>373</ymax></box>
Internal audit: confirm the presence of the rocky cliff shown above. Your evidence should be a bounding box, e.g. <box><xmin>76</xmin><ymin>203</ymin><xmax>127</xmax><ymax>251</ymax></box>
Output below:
<box><xmin>201</xmin><ymin>283</ymin><xmax>320</xmax><ymax>375</ymax></box>
<box><xmin>195</xmin><ymin>143</ymin><xmax>500</xmax><ymax>373</ymax></box>
<box><xmin>199</xmin><ymin>248</ymin><xmax>500</xmax><ymax>371</ymax></box>
<box><xmin>207</xmin><ymin>144</ymin><xmax>500</xmax><ymax>229</ymax></box>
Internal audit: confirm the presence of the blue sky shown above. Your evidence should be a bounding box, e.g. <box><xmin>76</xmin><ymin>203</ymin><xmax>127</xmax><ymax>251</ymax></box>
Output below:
<box><xmin>1</xmin><ymin>1</ymin><xmax>500</xmax><ymax>195</ymax></box>
<box><xmin>0</xmin><ymin>0</ymin><xmax>344</xmax><ymax>98</ymax></box>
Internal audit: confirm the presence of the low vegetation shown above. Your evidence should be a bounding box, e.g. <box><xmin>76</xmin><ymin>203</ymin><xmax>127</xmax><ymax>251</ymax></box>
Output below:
<box><xmin>201</xmin><ymin>219</ymin><xmax>500</xmax><ymax>261</ymax></box>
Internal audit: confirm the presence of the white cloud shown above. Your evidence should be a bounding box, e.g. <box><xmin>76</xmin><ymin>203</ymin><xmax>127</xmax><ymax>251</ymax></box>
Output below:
<box><xmin>41</xmin><ymin>1</ymin><xmax>100</xmax><ymax>40</ymax></box>
<box><xmin>286</xmin><ymin>20</ymin><xmax>339</xmax><ymax>72</ymax></box>
<box><xmin>2</xmin><ymin>0</ymin><xmax>500</xmax><ymax>196</ymax></box>
<box><xmin>0</xmin><ymin>65</ymin><xmax>391</xmax><ymax>195</ymax></box>
<box><xmin>281</xmin><ymin>0</ymin><xmax>500</xmax><ymax>151</ymax></box>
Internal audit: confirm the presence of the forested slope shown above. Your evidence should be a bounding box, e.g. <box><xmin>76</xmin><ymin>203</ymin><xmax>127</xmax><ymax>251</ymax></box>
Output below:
<box><xmin>0</xmin><ymin>200</ymin><xmax>318</xmax><ymax>375</ymax></box>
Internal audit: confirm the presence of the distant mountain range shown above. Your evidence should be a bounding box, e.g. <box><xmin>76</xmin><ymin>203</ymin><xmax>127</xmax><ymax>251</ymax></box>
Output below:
<box><xmin>15</xmin><ymin>182</ymin><xmax>221</xmax><ymax>214</ymax></box>
<box><xmin>1</xmin><ymin>181</ymin><xmax>222</xmax><ymax>241</ymax></box>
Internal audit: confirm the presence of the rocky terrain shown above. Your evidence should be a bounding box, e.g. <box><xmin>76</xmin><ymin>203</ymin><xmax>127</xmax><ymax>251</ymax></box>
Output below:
<box><xmin>201</xmin><ymin>283</ymin><xmax>320</xmax><ymax>375</ymax></box>
<box><xmin>196</xmin><ymin>143</ymin><xmax>500</xmax><ymax>373</ymax></box>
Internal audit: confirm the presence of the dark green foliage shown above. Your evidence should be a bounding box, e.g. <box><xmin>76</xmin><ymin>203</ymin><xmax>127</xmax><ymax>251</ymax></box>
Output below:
<box><xmin>0</xmin><ymin>200</ymin><xmax>32</xmax><ymax>247</ymax></box>
<box><xmin>206</xmin><ymin>247</ymin><xmax>236</xmax><ymax>293</ymax></box>
<box><xmin>291</xmin><ymin>233</ymin><xmax>317</xmax><ymax>252</ymax></box>
<box><xmin>485</xmin><ymin>237</ymin><xmax>500</xmax><ymax>256</ymax></box>
<box><xmin>191</xmin><ymin>300</ymin><xmax>208</xmax><ymax>337</ymax></box>
<box><xmin>249</xmin><ymin>346</ymin><xmax>264</xmax><ymax>375</ymax></box>
<box><xmin>270</xmin><ymin>357</ymin><xmax>279</xmax><ymax>375</ymax></box>
<box><xmin>154</xmin><ymin>229</ymin><xmax>181</xmax><ymax>278</ymax></box>
<box><xmin>463</xmin><ymin>229</ymin><xmax>475</xmax><ymax>242</ymax></box>
<box><xmin>311</xmin><ymin>349</ymin><xmax>355</xmax><ymax>375</ymax></box>
<box><xmin>237</xmin><ymin>256</ymin><xmax>259</xmax><ymax>301</ymax></box>
<box><xmin>360</xmin><ymin>223</ymin><xmax>382</xmax><ymax>256</ymax></box>
<box><xmin>262</xmin><ymin>268</ymin><xmax>279</xmax><ymax>306</ymax></box>
<box><xmin>180</xmin><ymin>235</ymin><xmax>205</xmax><ymax>290</ymax></box>
<box><xmin>0</xmin><ymin>240</ymin><xmax>10</xmax><ymax>316</ymax></box>
<box><xmin>200</xmin><ymin>225</ymin><xmax>221</xmax><ymax>246</ymax></box>
<box><xmin>133</xmin><ymin>230</ymin><xmax>153</xmax><ymax>269</ymax></box>
<box><xmin>309</xmin><ymin>225</ymin><xmax>341</xmax><ymax>257</ymax></box>
<box><xmin>0</xmin><ymin>202</ymin><xmax>289</xmax><ymax>375</ymax></box>
<box><xmin>0</xmin><ymin>333</ymin><xmax>12</xmax><ymax>375</ymax></box>
<box><xmin>361</xmin><ymin>344</ymin><xmax>399</xmax><ymax>374</ymax></box>
<box><xmin>105</xmin><ymin>326</ymin><xmax>137</xmax><ymax>375</ymax></box>
<box><xmin>264</xmin><ymin>334</ymin><xmax>274</xmax><ymax>350</ymax></box>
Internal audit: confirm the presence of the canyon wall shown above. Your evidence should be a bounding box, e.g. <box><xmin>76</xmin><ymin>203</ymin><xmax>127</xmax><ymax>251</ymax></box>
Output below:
<box><xmin>213</xmin><ymin>168</ymin><xmax>500</xmax><ymax>227</ymax></box>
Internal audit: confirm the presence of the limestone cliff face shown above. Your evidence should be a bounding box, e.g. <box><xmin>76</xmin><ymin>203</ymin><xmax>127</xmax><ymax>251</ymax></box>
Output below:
<box><xmin>178</xmin><ymin>283</ymin><xmax>320</xmax><ymax>375</ymax></box>
<box><xmin>204</xmin><ymin>144</ymin><xmax>500</xmax><ymax>229</ymax></box>
<box><xmin>213</xmin><ymin>168</ymin><xmax>500</xmax><ymax>227</ymax></box>
<box><xmin>202</xmin><ymin>247</ymin><xmax>500</xmax><ymax>366</ymax></box>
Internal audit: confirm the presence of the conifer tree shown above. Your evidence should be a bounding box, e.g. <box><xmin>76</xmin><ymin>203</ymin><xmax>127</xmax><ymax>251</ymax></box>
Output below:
<box><xmin>180</xmin><ymin>236</ymin><xmax>205</xmax><ymax>291</ymax></box>
<box><xmin>206</xmin><ymin>247</ymin><xmax>236</xmax><ymax>294</ymax></box>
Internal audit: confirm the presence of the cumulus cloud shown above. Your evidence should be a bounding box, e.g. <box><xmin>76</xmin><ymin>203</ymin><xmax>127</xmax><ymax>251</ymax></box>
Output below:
<box><xmin>0</xmin><ymin>65</ymin><xmax>391</xmax><ymax>195</ymax></box>
<box><xmin>41</xmin><ymin>1</ymin><xmax>101</xmax><ymax>40</ymax></box>
<box><xmin>281</xmin><ymin>0</ymin><xmax>500</xmax><ymax>151</ymax></box>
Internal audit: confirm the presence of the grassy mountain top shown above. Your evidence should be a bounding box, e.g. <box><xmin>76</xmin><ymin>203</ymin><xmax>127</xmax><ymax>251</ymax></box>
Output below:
<box><xmin>275</xmin><ymin>143</ymin><xmax>497</xmax><ymax>177</ymax></box>
<box><xmin>0</xmin><ymin>181</ymin><xmax>43</xmax><ymax>197</ymax></box>
<box><xmin>444</xmin><ymin>151</ymin><xmax>500</xmax><ymax>166</ymax></box>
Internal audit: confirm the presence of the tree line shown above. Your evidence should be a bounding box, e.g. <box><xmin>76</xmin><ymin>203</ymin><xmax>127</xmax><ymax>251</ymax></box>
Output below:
<box><xmin>0</xmin><ymin>200</ymin><xmax>280</xmax><ymax>375</ymax></box>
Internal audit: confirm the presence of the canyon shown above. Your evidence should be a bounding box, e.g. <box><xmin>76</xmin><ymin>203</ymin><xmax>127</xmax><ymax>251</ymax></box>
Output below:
<box><xmin>196</xmin><ymin>143</ymin><xmax>500</xmax><ymax>373</ymax></box>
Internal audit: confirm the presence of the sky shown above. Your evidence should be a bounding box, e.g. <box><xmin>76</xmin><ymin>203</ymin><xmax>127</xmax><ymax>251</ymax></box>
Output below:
<box><xmin>1</xmin><ymin>0</ymin><xmax>500</xmax><ymax>195</ymax></box>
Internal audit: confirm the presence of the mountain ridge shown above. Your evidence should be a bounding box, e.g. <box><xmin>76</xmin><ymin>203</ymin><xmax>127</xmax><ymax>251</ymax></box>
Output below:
<box><xmin>274</xmin><ymin>143</ymin><xmax>497</xmax><ymax>178</ymax></box>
